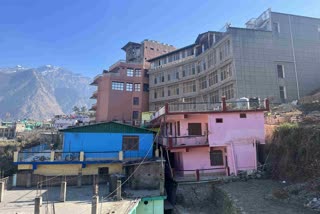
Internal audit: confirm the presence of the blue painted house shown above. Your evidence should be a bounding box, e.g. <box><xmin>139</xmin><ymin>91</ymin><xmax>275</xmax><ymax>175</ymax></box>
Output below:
<box><xmin>14</xmin><ymin>122</ymin><xmax>156</xmax><ymax>177</ymax></box>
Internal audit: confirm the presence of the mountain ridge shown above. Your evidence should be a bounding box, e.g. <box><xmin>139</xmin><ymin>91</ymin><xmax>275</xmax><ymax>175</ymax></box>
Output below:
<box><xmin>0</xmin><ymin>65</ymin><xmax>94</xmax><ymax>120</ymax></box>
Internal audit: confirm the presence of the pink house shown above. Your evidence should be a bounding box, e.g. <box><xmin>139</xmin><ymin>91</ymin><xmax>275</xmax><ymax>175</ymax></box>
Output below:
<box><xmin>151</xmin><ymin>98</ymin><xmax>269</xmax><ymax>180</ymax></box>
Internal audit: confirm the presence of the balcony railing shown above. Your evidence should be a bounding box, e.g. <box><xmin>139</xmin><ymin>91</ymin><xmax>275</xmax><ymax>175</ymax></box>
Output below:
<box><xmin>13</xmin><ymin>150</ymin><xmax>151</xmax><ymax>163</ymax></box>
<box><xmin>173</xmin><ymin>167</ymin><xmax>227</xmax><ymax>182</ymax></box>
<box><xmin>150</xmin><ymin>98</ymin><xmax>270</xmax><ymax>121</ymax></box>
<box><xmin>161</xmin><ymin>135</ymin><xmax>208</xmax><ymax>148</ymax></box>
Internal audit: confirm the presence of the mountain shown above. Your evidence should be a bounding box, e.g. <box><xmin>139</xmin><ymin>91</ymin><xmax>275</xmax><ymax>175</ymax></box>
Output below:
<box><xmin>0</xmin><ymin>65</ymin><xmax>94</xmax><ymax>120</ymax></box>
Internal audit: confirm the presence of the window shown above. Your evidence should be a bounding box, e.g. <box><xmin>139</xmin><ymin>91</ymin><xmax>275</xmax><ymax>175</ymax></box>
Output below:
<box><xmin>134</xmin><ymin>83</ymin><xmax>141</xmax><ymax>91</ymax></box>
<box><xmin>143</xmin><ymin>84</ymin><xmax>149</xmax><ymax>92</ymax></box>
<box><xmin>183</xmin><ymin>81</ymin><xmax>196</xmax><ymax>93</ymax></box>
<box><xmin>208</xmin><ymin>71</ymin><xmax>218</xmax><ymax>86</ymax></box>
<box><xmin>133</xmin><ymin>97</ymin><xmax>139</xmax><ymax>105</ymax></box>
<box><xmin>122</xmin><ymin>136</ymin><xmax>139</xmax><ymax>151</ymax></box>
<box><xmin>240</xmin><ymin>113</ymin><xmax>247</xmax><ymax>118</ymax></box>
<box><xmin>132</xmin><ymin>111</ymin><xmax>139</xmax><ymax>120</ymax></box>
<box><xmin>127</xmin><ymin>69</ymin><xmax>134</xmax><ymax>77</ymax></box>
<box><xmin>279</xmin><ymin>86</ymin><xmax>286</xmax><ymax>101</ymax></box>
<box><xmin>167</xmin><ymin>74</ymin><xmax>171</xmax><ymax>81</ymax></box>
<box><xmin>220</xmin><ymin>63</ymin><xmax>232</xmax><ymax>81</ymax></box>
<box><xmin>199</xmin><ymin>76</ymin><xmax>207</xmax><ymax>90</ymax></box>
<box><xmin>154</xmin><ymin>91</ymin><xmax>157</xmax><ymax>99</ymax></box>
<box><xmin>191</xmin><ymin>64</ymin><xmax>196</xmax><ymax>74</ymax></box>
<box><xmin>168</xmin><ymin>89</ymin><xmax>171</xmax><ymax>96</ymax></box>
<box><xmin>216</xmin><ymin>118</ymin><xmax>223</xmax><ymax>123</ymax></box>
<box><xmin>210</xmin><ymin>150</ymin><xmax>224</xmax><ymax>166</ymax></box>
<box><xmin>135</xmin><ymin>69</ymin><xmax>141</xmax><ymax>77</ymax></box>
<box><xmin>161</xmin><ymin>75</ymin><xmax>165</xmax><ymax>82</ymax></box>
<box><xmin>277</xmin><ymin>65</ymin><xmax>284</xmax><ymax>78</ymax></box>
<box><xmin>273</xmin><ymin>22</ymin><xmax>280</xmax><ymax>33</ymax></box>
<box><xmin>177</xmin><ymin>121</ymin><xmax>181</xmax><ymax>136</ymax></box>
<box><xmin>126</xmin><ymin>83</ymin><xmax>133</xmax><ymax>91</ymax></box>
<box><xmin>112</xmin><ymin>82</ymin><xmax>124</xmax><ymax>90</ymax></box>
<box><xmin>188</xmin><ymin>123</ymin><xmax>202</xmax><ymax>135</ymax></box>
<box><xmin>176</xmin><ymin>71</ymin><xmax>179</xmax><ymax>79</ymax></box>
<box><xmin>154</xmin><ymin>77</ymin><xmax>157</xmax><ymax>84</ymax></box>
<box><xmin>221</xmin><ymin>84</ymin><xmax>234</xmax><ymax>100</ymax></box>
<box><xmin>144</xmin><ymin>70</ymin><xmax>149</xmax><ymax>77</ymax></box>
<box><xmin>209</xmin><ymin>91</ymin><xmax>219</xmax><ymax>103</ymax></box>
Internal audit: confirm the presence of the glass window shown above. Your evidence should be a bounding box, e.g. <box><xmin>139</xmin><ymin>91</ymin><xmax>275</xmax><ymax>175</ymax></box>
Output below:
<box><xmin>143</xmin><ymin>84</ymin><xmax>149</xmax><ymax>92</ymax></box>
<box><xmin>277</xmin><ymin>65</ymin><xmax>284</xmax><ymax>78</ymax></box>
<box><xmin>122</xmin><ymin>136</ymin><xmax>139</xmax><ymax>151</ymax></box>
<box><xmin>188</xmin><ymin>123</ymin><xmax>202</xmax><ymax>135</ymax></box>
<box><xmin>112</xmin><ymin>82</ymin><xmax>124</xmax><ymax>91</ymax></box>
<box><xmin>127</xmin><ymin>69</ymin><xmax>134</xmax><ymax>77</ymax></box>
<box><xmin>132</xmin><ymin>111</ymin><xmax>139</xmax><ymax>120</ymax></box>
<box><xmin>126</xmin><ymin>83</ymin><xmax>133</xmax><ymax>91</ymax></box>
<box><xmin>279</xmin><ymin>86</ymin><xmax>286</xmax><ymax>101</ymax></box>
<box><xmin>210</xmin><ymin>150</ymin><xmax>224</xmax><ymax>166</ymax></box>
<box><xmin>135</xmin><ymin>69</ymin><xmax>141</xmax><ymax>77</ymax></box>
<box><xmin>134</xmin><ymin>83</ymin><xmax>141</xmax><ymax>91</ymax></box>
<box><xmin>133</xmin><ymin>97</ymin><xmax>139</xmax><ymax>105</ymax></box>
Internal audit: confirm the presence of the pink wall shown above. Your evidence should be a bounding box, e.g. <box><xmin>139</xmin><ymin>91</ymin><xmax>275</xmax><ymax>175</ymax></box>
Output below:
<box><xmin>208</xmin><ymin>112</ymin><xmax>265</xmax><ymax>146</ymax></box>
<box><xmin>180</xmin><ymin>147</ymin><xmax>211</xmax><ymax>170</ymax></box>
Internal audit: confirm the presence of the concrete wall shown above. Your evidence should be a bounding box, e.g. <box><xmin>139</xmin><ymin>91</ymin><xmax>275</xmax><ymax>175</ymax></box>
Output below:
<box><xmin>208</xmin><ymin>112</ymin><xmax>265</xmax><ymax>146</ymax></box>
<box><xmin>126</xmin><ymin>162</ymin><xmax>163</xmax><ymax>190</ymax></box>
<box><xmin>62</xmin><ymin>132</ymin><xmax>153</xmax><ymax>159</ymax></box>
<box><xmin>135</xmin><ymin>198</ymin><xmax>164</xmax><ymax>214</ymax></box>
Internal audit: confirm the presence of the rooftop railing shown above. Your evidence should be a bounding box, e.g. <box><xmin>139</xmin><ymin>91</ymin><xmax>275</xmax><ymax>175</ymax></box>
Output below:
<box><xmin>150</xmin><ymin>97</ymin><xmax>269</xmax><ymax>121</ymax></box>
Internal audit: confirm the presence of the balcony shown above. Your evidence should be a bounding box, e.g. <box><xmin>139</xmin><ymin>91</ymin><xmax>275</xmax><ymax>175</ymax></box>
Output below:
<box><xmin>151</xmin><ymin>98</ymin><xmax>270</xmax><ymax>121</ymax></box>
<box><xmin>90</xmin><ymin>74</ymin><xmax>102</xmax><ymax>86</ymax></box>
<box><xmin>89</xmin><ymin>103</ymin><xmax>97</xmax><ymax>111</ymax></box>
<box><xmin>161</xmin><ymin>135</ymin><xmax>208</xmax><ymax>149</ymax></box>
<box><xmin>90</xmin><ymin>91</ymin><xmax>98</xmax><ymax>99</ymax></box>
<box><xmin>13</xmin><ymin>150</ymin><xmax>151</xmax><ymax>167</ymax></box>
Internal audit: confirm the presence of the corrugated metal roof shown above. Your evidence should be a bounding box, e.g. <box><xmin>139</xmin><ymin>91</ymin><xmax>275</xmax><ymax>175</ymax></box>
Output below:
<box><xmin>60</xmin><ymin>121</ymin><xmax>156</xmax><ymax>134</ymax></box>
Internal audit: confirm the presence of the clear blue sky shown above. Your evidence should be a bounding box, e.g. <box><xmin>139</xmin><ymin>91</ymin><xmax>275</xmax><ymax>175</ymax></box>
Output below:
<box><xmin>1</xmin><ymin>0</ymin><xmax>320</xmax><ymax>77</ymax></box>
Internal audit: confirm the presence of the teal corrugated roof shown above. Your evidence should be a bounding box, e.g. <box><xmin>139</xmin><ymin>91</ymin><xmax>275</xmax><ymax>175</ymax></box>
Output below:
<box><xmin>60</xmin><ymin>121</ymin><xmax>155</xmax><ymax>134</ymax></box>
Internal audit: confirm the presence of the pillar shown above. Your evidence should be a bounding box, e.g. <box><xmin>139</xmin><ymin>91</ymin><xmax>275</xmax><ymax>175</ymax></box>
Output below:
<box><xmin>159</xmin><ymin>178</ymin><xmax>164</xmax><ymax>196</ymax></box>
<box><xmin>13</xmin><ymin>151</ymin><xmax>18</xmax><ymax>162</ymax></box>
<box><xmin>59</xmin><ymin>181</ymin><xmax>67</xmax><ymax>202</ymax></box>
<box><xmin>34</xmin><ymin>196</ymin><xmax>42</xmax><ymax>214</ymax></box>
<box><xmin>155</xmin><ymin>149</ymin><xmax>159</xmax><ymax>158</ymax></box>
<box><xmin>91</xmin><ymin>195</ymin><xmax>99</xmax><ymax>214</ymax></box>
<box><xmin>118</xmin><ymin>151</ymin><xmax>123</xmax><ymax>161</ymax></box>
<box><xmin>50</xmin><ymin>151</ymin><xmax>55</xmax><ymax>162</ymax></box>
<box><xmin>195</xmin><ymin>169</ymin><xmax>200</xmax><ymax>182</ymax></box>
<box><xmin>116</xmin><ymin>180</ymin><xmax>121</xmax><ymax>200</ymax></box>
<box><xmin>0</xmin><ymin>182</ymin><xmax>4</xmax><ymax>202</ymax></box>
<box><xmin>77</xmin><ymin>173</ymin><xmax>82</xmax><ymax>187</ymax></box>
<box><xmin>80</xmin><ymin>151</ymin><xmax>84</xmax><ymax>161</ymax></box>
<box><xmin>26</xmin><ymin>172</ymin><xmax>32</xmax><ymax>188</ymax></box>
<box><xmin>12</xmin><ymin>174</ymin><xmax>17</xmax><ymax>187</ymax></box>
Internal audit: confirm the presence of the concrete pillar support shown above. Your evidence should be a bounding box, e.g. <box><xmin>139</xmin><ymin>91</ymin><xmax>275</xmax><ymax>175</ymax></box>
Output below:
<box><xmin>0</xmin><ymin>181</ymin><xmax>4</xmax><ymax>202</ymax></box>
<box><xmin>34</xmin><ymin>196</ymin><xmax>42</xmax><ymax>214</ymax></box>
<box><xmin>116</xmin><ymin>180</ymin><xmax>121</xmax><ymax>200</ymax></box>
<box><xmin>77</xmin><ymin>173</ymin><xmax>82</xmax><ymax>187</ymax></box>
<box><xmin>13</xmin><ymin>151</ymin><xmax>18</xmax><ymax>162</ymax></box>
<box><xmin>80</xmin><ymin>151</ymin><xmax>84</xmax><ymax>161</ymax></box>
<box><xmin>118</xmin><ymin>151</ymin><xmax>123</xmax><ymax>161</ymax></box>
<box><xmin>59</xmin><ymin>181</ymin><xmax>67</xmax><ymax>202</ymax></box>
<box><xmin>26</xmin><ymin>172</ymin><xmax>32</xmax><ymax>188</ymax></box>
<box><xmin>50</xmin><ymin>151</ymin><xmax>55</xmax><ymax>162</ymax></box>
<box><xmin>91</xmin><ymin>195</ymin><xmax>99</xmax><ymax>214</ymax></box>
<box><xmin>155</xmin><ymin>149</ymin><xmax>159</xmax><ymax>158</ymax></box>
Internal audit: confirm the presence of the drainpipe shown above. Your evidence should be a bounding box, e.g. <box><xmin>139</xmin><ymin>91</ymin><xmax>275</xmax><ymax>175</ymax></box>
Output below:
<box><xmin>288</xmin><ymin>14</ymin><xmax>300</xmax><ymax>100</ymax></box>
<box><xmin>230</xmin><ymin>142</ymin><xmax>237</xmax><ymax>176</ymax></box>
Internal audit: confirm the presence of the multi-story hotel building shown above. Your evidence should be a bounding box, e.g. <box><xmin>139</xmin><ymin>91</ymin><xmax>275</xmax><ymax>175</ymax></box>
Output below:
<box><xmin>90</xmin><ymin>40</ymin><xmax>175</xmax><ymax>124</ymax></box>
<box><xmin>148</xmin><ymin>9</ymin><xmax>320</xmax><ymax>111</ymax></box>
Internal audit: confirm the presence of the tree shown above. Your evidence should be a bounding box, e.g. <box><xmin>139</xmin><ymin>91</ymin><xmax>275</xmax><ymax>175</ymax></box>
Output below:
<box><xmin>72</xmin><ymin>106</ymin><xmax>80</xmax><ymax>113</ymax></box>
<box><xmin>80</xmin><ymin>106</ymin><xmax>87</xmax><ymax>113</ymax></box>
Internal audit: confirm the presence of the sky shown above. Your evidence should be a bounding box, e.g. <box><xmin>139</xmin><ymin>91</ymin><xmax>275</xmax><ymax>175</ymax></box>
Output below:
<box><xmin>1</xmin><ymin>0</ymin><xmax>320</xmax><ymax>77</ymax></box>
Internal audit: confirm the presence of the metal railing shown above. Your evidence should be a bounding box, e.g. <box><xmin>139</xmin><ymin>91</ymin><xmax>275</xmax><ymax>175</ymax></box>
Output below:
<box><xmin>17</xmin><ymin>151</ymin><xmax>51</xmax><ymax>162</ymax></box>
<box><xmin>173</xmin><ymin>167</ymin><xmax>227</xmax><ymax>182</ymax></box>
<box><xmin>168</xmin><ymin>102</ymin><xmax>223</xmax><ymax>113</ymax></box>
<box><xmin>84</xmin><ymin>151</ymin><xmax>119</xmax><ymax>161</ymax></box>
<box><xmin>123</xmin><ymin>150</ymin><xmax>151</xmax><ymax>160</ymax></box>
<box><xmin>162</xmin><ymin>135</ymin><xmax>208</xmax><ymax>148</ymax></box>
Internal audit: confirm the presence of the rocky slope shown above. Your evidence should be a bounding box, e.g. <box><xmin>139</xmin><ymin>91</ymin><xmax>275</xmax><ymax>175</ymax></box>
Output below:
<box><xmin>0</xmin><ymin>65</ymin><xmax>94</xmax><ymax>120</ymax></box>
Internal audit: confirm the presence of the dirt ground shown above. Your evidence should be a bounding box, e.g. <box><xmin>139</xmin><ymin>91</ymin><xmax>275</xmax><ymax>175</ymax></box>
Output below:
<box><xmin>217</xmin><ymin>179</ymin><xmax>317</xmax><ymax>214</ymax></box>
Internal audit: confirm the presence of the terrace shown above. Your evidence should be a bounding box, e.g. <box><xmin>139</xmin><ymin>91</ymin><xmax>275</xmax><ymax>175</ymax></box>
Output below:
<box><xmin>13</xmin><ymin>150</ymin><xmax>151</xmax><ymax>168</ymax></box>
<box><xmin>151</xmin><ymin>97</ymin><xmax>269</xmax><ymax>121</ymax></box>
